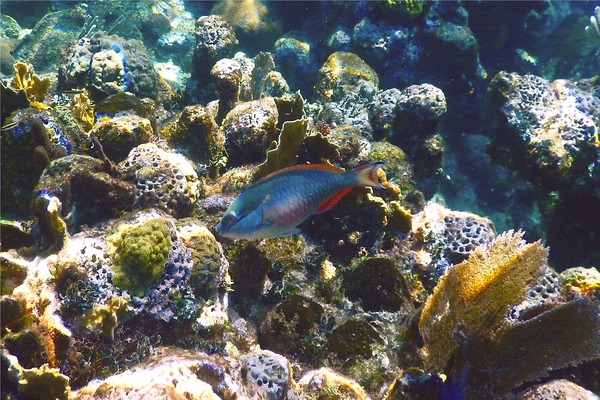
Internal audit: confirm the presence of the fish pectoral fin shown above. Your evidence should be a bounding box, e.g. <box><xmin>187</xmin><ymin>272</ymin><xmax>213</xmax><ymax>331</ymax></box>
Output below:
<box><xmin>314</xmin><ymin>188</ymin><xmax>352</xmax><ymax>214</ymax></box>
<box><xmin>274</xmin><ymin>228</ymin><xmax>302</xmax><ymax>238</ymax></box>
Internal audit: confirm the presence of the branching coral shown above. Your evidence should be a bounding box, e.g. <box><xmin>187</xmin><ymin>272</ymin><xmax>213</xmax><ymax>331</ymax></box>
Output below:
<box><xmin>9</xmin><ymin>62</ymin><xmax>50</xmax><ymax>108</ymax></box>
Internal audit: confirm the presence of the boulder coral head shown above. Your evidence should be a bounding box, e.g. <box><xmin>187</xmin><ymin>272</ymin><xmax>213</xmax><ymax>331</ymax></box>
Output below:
<box><xmin>107</xmin><ymin>218</ymin><xmax>173</xmax><ymax>298</ymax></box>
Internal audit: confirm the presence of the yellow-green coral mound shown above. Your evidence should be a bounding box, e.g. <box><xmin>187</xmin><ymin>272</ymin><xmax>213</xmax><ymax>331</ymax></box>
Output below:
<box><xmin>108</xmin><ymin>218</ymin><xmax>173</xmax><ymax>297</ymax></box>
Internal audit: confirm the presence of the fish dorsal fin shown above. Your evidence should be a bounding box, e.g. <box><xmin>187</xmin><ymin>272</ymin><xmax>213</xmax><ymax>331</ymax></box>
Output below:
<box><xmin>314</xmin><ymin>187</ymin><xmax>352</xmax><ymax>214</ymax></box>
<box><xmin>257</xmin><ymin>163</ymin><xmax>345</xmax><ymax>183</ymax></box>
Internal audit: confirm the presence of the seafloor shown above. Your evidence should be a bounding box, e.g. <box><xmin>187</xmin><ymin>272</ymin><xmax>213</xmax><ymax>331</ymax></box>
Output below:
<box><xmin>1</xmin><ymin>1</ymin><xmax>599</xmax><ymax>399</ymax></box>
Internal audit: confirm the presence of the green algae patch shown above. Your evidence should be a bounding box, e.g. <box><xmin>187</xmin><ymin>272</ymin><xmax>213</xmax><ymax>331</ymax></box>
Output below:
<box><xmin>108</xmin><ymin>218</ymin><xmax>172</xmax><ymax>297</ymax></box>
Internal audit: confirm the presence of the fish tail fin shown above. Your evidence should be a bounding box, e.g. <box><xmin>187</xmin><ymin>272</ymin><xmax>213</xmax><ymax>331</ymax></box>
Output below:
<box><xmin>353</xmin><ymin>162</ymin><xmax>385</xmax><ymax>190</ymax></box>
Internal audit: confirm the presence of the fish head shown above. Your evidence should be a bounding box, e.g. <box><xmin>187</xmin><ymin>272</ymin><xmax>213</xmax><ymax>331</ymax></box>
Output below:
<box><xmin>216</xmin><ymin>197</ymin><xmax>270</xmax><ymax>239</ymax></box>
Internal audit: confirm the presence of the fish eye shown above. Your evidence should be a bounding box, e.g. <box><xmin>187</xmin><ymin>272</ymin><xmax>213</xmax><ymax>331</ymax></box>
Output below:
<box><xmin>225</xmin><ymin>212</ymin><xmax>237</xmax><ymax>222</ymax></box>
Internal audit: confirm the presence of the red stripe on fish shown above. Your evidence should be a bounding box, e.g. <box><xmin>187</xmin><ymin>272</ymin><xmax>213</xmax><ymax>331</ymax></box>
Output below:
<box><xmin>314</xmin><ymin>187</ymin><xmax>352</xmax><ymax>214</ymax></box>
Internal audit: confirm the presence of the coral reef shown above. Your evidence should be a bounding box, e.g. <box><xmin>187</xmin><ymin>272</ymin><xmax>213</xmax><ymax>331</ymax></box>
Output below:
<box><xmin>1</xmin><ymin>2</ymin><xmax>599</xmax><ymax>399</ymax></box>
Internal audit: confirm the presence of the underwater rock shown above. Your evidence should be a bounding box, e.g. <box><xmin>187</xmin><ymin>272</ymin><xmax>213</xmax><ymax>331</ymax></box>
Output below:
<box><xmin>58</xmin><ymin>33</ymin><xmax>158</xmax><ymax>101</ymax></box>
<box><xmin>0</xmin><ymin>250</ymin><xmax>29</xmax><ymax>294</ymax></box>
<box><xmin>94</xmin><ymin>91</ymin><xmax>156</xmax><ymax>129</ymax></box>
<box><xmin>0</xmin><ymin>249</ymin><xmax>72</xmax><ymax>374</ymax></box>
<box><xmin>34</xmin><ymin>154</ymin><xmax>135</xmax><ymax>228</ymax></box>
<box><xmin>259</xmin><ymin>295</ymin><xmax>324</xmax><ymax>356</ymax></box>
<box><xmin>562</xmin><ymin>266</ymin><xmax>600</xmax><ymax>299</ymax></box>
<box><xmin>516</xmin><ymin>379</ymin><xmax>600</xmax><ymax>400</ymax></box>
<box><xmin>240</xmin><ymin>349</ymin><xmax>292</xmax><ymax>400</ymax></box>
<box><xmin>326</xmin><ymin>125</ymin><xmax>371</xmax><ymax>169</ymax></box>
<box><xmin>58</xmin><ymin>38</ymin><xmax>95</xmax><ymax>92</ymax></box>
<box><xmin>315</xmin><ymin>51</ymin><xmax>379</xmax><ymax>104</ymax></box>
<box><xmin>296</xmin><ymin>367</ymin><xmax>369</xmax><ymax>400</ymax></box>
<box><xmin>119</xmin><ymin>143</ymin><xmax>201</xmax><ymax>218</ymax></box>
<box><xmin>370</xmin><ymin>83</ymin><xmax>446</xmax><ymax>197</ymax></box>
<box><xmin>420</xmin><ymin>21</ymin><xmax>481</xmax><ymax>77</ymax></box>
<box><xmin>89</xmin><ymin>115</ymin><xmax>153</xmax><ymax>163</ymax></box>
<box><xmin>160</xmin><ymin>104</ymin><xmax>225</xmax><ymax>173</ymax></box>
<box><xmin>273</xmin><ymin>36</ymin><xmax>316</xmax><ymax>95</ymax></box>
<box><xmin>211</xmin><ymin>58</ymin><xmax>243</xmax><ymax>124</ymax></box>
<box><xmin>489</xmin><ymin>72</ymin><xmax>600</xmax><ymax>188</ymax></box>
<box><xmin>489</xmin><ymin>72</ymin><xmax>600</xmax><ymax>267</ymax></box>
<box><xmin>192</xmin><ymin>15</ymin><xmax>238</xmax><ymax>79</ymax></box>
<box><xmin>221</xmin><ymin>97</ymin><xmax>279</xmax><ymax>166</ymax></box>
<box><xmin>328</xmin><ymin>317</ymin><xmax>384</xmax><ymax>359</ymax></box>
<box><xmin>176</xmin><ymin>218</ymin><xmax>228</xmax><ymax>301</ymax></box>
<box><xmin>342</xmin><ymin>257</ymin><xmax>410</xmax><ymax>312</ymax></box>
<box><xmin>69</xmin><ymin>351</ymin><xmax>266</xmax><ymax>400</ymax></box>
<box><xmin>3</xmin><ymin>350</ymin><xmax>71</xmax><ymax>400</ymax></box>
<box><xmin>315</xmin><ymin>52</ymin><xmax>379</xmax><ymax>136</ymax></box>
<box><xmin>13</xmin><ymin>7</ymin><xmax>83</xmax><ymax>74</ymax></box>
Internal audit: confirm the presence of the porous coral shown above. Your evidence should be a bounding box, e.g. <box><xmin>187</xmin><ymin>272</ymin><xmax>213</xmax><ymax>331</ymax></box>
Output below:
<box><xmin>79</xmin><ymin>297</ymin><xmax>128</xmax><ymax>340</ymax></box>
<box><xmin>119</xmin><ymin>143</ymin><xmax>201</xmax><ymax>218</ymax></box>
<box><xmin>297</xmin><ymin>367</ymin><xmax>368</xmax><ymax>400</ymax></box>
<box><xmin>107</xmin><ymin>218</ymin><xmax>173</xmax><ymax>298</ymax></box>
<box><xmin>175</xmin><ymin>218</ymin><xmax>228</xmax><ymax>301</ymax></box>
<box><xmin>192</xmin><ymin>15</ymin><xmax>238</xmax><ymax>78</ymax></box>
<box><xmin>240</xmin><ymin>349</ymin><xmax>292</xmax><ymax>400</ymax></box>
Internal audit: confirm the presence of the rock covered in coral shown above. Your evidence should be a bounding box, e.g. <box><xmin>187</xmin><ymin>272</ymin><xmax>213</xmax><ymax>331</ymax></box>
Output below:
<box><xmin>58</xmin><ymin>33</ymin><xmax>158</xmax><ymax>101</ymax></box>
<box><xmin>221</xmin><ymin>97</ymin><xmax>279</xmax><ymax>166</ymax></box>
<box><xmin>211</xmin><ymin>58</ymin><xmax>243</xmax><ymax>123</ymax></box>
<box><xmin>89</xmin><ymin>115</ymin><xmax>153</xmax><ymax>162</ymax></box>
<box><xmin>240</xmin><ymin>350</ymin><xmax>292</xmax><ymax>400</ymax></box>
<box><xmin>192</xmin><ymin>15</ymin><xmax>238</xmax><ymax>78</ymax></box>
<box><xmin>489</xmin><ymin>71</ymin><xmax>600</xmax><ymax>188</ymax></box>
<box><xmin>160</xmin><ymin>104</ymin><xmax>225</xmax><ymax>171</ymax></box>
<box><xmin>3</xmin><ymin>350</ymin><xmax>71</xmax><ymax>400</ymax></box>
<box><xmin>315</xmin><ymin>51</ymin><xmax>379</xmax><ymax>103</ymax></box>
<box><xmin>70</xmin><ymin>351</ymin><xmax>266</xmax><ymax>400</ymax></box>
<box><xmin>407</xmin><ymin>202</ymin><xmax>496</xmax><ymax>282</ymax></box>
<box><xmin>516</xmin><ymin>379</ymin><xmax>600</xmax><ymax>400</ymax></box>
<box><xmin>175</xmin><ymin>218</ymin><xmax>228</xmax><ymax>301</ymax></box>
<box><xmin>12</xmin><ymin>7</ymin><xmax>83</xmax><ymax>74</ymax></box>
<box><xmin>296</xmin><ymin>367</ymin><xmax>369</xmax><ymax>400</ymax></box>
<box><xmin>119</xmin><ymin>143</ymin><xmax>201</xmax><ymax>218</ymax></box>
<box><xmin>34</xmin><ymin>154</ymin><xmax>135</xmax><ymax>228</ymax></box>
<box><xmin>1</xmin><ymin>110</ymin><xmax>73</xmax><ymax>216</ymax></box>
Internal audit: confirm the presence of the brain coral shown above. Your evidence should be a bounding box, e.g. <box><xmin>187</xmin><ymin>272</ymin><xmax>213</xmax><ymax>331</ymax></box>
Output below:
<box><xmin>108</xmin><ymin>217</ymin><xmax>173</xmax><ymax>298</ymax></box>
<box><xmin>175</xmin><ymin>218</ymin><xmax>227</xmax><ymax>301</ymax></box>
<box><xmin>119</xmin><ymin>143</ymin><xmax>200</xmax><ymax>218</ymax></box>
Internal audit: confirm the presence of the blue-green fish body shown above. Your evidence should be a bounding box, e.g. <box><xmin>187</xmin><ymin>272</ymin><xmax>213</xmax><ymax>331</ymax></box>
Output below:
<box><xmin>216</xmin><ymin>163</ymin><xmax>384</xmax><ymax>239</ymax></box>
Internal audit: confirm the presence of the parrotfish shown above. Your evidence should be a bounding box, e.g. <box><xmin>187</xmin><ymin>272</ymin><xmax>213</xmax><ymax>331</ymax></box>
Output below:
<box><xmin>215</xmin><ymin>162</ymin><xmax>384</xmax><ymax>239</ymax></box>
